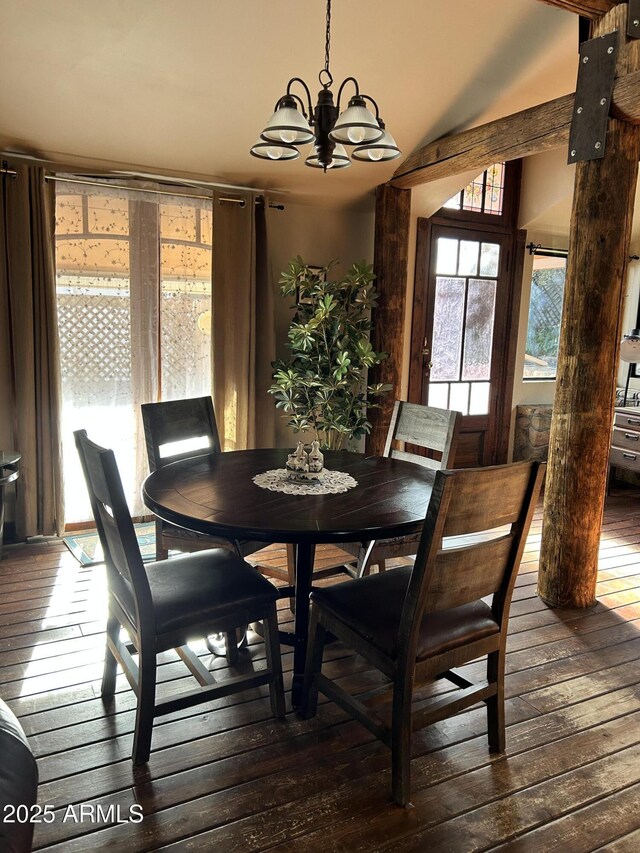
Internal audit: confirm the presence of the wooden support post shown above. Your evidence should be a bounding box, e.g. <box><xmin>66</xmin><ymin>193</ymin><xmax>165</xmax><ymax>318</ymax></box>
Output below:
<box><xmin>538</xmin><ymin>3</ymin><xmax>640</xmax><ymax>608</ymax></box>
<box><xmin>365</xmin><ymin>183</ymin><xmax>411</xmax><ymax>457</ymax></box>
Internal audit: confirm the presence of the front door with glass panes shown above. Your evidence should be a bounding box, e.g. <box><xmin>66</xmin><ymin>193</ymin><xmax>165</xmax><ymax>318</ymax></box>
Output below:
<box><xmin>418</xmin><ymin>223</ymin><xmax>512</xmax><ymax>466</ymax></box>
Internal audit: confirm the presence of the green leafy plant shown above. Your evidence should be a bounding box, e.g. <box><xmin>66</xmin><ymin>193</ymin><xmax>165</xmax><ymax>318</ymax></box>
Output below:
<box><xmin>269</xmin><ymin>257</ymin><xmax>391</xmax><ymax>450</ymax></box>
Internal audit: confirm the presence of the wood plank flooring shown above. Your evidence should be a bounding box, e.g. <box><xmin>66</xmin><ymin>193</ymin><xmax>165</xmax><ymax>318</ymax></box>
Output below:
<box><xmin>1</xmin><ymin>496</ymin><xmax>640</xmax><ymax>852</ymax></box>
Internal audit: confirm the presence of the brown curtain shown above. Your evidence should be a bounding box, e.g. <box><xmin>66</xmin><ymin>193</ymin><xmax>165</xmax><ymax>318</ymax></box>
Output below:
<box><xmin>212</xmin><ymin>191</ymin><xmax>276</xmax><ymax>450</ymax></box>
<box><xmin>0</xmin><ymin>165</ymin><xmax>64</xmax><ymax>537</ymax></box>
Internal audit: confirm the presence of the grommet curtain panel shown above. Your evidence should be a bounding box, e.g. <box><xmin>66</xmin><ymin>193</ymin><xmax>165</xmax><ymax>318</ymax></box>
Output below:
<box><xmin>211</xmin><ymin>191</ymin><xmax>276</xmax><ymax>451</ymax></box>
<box><xmin>0</xmin><ymin>165</ymin><xmax>64</xmax><ymax>538</ymax></box>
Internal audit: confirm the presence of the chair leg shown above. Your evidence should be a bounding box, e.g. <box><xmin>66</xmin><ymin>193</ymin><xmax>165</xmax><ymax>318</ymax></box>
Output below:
<box><xmin>155</xmin><ymin>519</ymin><xmax>168</xmax><ymax>561</ymax></box>
<box><xmin>300</xmin><ymin>605</ymin><xmax>326</xmax><ymax>719</ymax></box>
<box><xmin>132</xmin><ymin>645</ymin><xmax>157</xmax><ymax>765</ymax></box>
<box><xmin>486</xmin><ymin>650</ymin><xmax>505</xmax><ymax>753</ymax></box>
<box><xmin>391</xmin><ymin>675</ymin><xmax>413</xmax><ymax>807</ymax></box>
<box><xmin>225</xmin><ymin>631</ymin><xmax>239</xmax><ymax>665</ymax></box>
<box><xmin>286</xmin><ymin>543</ymin><xmax>297</xmax><ymax>613</ymax></box>
<box><xmin>101</xmin><ymin>614</ymin><xmax>119</xmax><ymax>699</ymax></box>
<box><xmin>262</xmin><ymin>602</ymin><xmax>286</xmax><ymax>718</ymax></box>
<box><xmin>285</xmin><ymin>544</ymin><xmax>296</xmax><ymax>586</ymax></box>
<box><xmin>356</xmin><ymin>541</ymin><xmax>374</xmax><ymax>578</ymax></box>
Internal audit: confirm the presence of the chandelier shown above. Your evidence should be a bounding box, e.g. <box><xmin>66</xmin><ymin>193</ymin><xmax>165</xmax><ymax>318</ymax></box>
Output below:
<box><xmin>250</xmin><ymin>0</ymin><xmax>400</xmax><ymax>171</ymax></box>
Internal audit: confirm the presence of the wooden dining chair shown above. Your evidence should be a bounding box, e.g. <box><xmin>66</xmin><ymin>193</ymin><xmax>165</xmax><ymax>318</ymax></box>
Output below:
<box><xmin>342</xmin><ymin>401</ymin><xmax>461</xmax><ymax>576</ymax></box>
<box><xmin>302</xmin><ymin>460</ymin><xmax>545</xmax><ymax>806</ymax></box>
<box><xmin>141</xmin><ymin>396</ymin><xmax>294</xmax><ymax>583</ymax></box>
<box><xmin>74</xmin><ymin>429</ymin><xmax>285</xmax><ymax>765</ymax></box>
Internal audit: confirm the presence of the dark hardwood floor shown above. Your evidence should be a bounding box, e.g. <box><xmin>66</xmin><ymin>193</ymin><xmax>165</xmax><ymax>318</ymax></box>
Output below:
<box><xmin>2</xmin><ymin>495</ymin><xmax>640</xmax><ymax>852</ymax></box>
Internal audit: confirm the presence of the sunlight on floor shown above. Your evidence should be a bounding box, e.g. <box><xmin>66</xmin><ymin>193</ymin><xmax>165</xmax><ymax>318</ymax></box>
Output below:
<box><xmin>18</xmin><ymin>561</ymin><xmax>107</xmax><ymax>697</ymax></box>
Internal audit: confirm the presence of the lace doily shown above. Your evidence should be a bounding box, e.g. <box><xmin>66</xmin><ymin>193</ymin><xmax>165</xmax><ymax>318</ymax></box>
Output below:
<box><xmin>253</xmin><ymin>468</ymin><xmax>358</xmax><ymax>495</ymax></box>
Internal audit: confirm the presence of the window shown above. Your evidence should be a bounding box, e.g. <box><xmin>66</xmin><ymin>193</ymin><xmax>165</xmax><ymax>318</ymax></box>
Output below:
<box><xmin>55</xmin><ymin>182</ymin><xmax>213</xmax><ymax>522</ymax></box>
<box><xmin>443</xmin><ymin>163</ymin><xmax>505</xmax><ymax>216</ymax></box>
<box><xmin>523</xmin><ymin>253</ymin><xmax>567</xmax><ymax>380</ymax></box>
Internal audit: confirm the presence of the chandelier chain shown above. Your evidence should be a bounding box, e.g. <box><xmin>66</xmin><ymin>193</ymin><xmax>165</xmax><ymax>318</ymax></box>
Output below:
<box><xmin>324</xmin><ymin>0</ymin><xmax>332</xmax><ymax>77</ymax></box>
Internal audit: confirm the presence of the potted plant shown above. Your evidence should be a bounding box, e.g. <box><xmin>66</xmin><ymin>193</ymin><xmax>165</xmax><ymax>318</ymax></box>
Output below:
<box><xmin>269</xmin><ymin>257</ymin><xmax>391</xmax><ymax>451</ymax></box>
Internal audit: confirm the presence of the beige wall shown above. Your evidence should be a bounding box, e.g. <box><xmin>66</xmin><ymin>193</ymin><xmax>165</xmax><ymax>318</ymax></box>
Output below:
<box><xmin>267</xmin><ymin>199</ymin><xmax>375</xmax><ymax>447</ymax></box>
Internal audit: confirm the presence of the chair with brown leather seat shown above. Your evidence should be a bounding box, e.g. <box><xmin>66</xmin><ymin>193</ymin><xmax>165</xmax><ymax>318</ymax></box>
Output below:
<box><xmin>75</xmin><ymin>429</ymin><xmax>285</xmax><ymax>765</ymax></box>
<box><xmin>301</xmin><ymin>460</ymin><xmax>545</xmax><ymax>806</ymax></box>
<box><xmin>342</xmin><ymin>400</ymin><xmax>461</xmax><ymax>577</ymax></box>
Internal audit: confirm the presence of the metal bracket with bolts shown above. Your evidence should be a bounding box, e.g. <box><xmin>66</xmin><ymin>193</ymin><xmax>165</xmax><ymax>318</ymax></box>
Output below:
<box><xmin>568</xmin><ymin>30</ymin><xmax>618</xmax><ymax>165</ymax></box>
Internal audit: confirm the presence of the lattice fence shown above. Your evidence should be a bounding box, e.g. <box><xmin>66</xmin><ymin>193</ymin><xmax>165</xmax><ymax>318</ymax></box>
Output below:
<box><xmin>57</xmin><ymin>294</ymin><xmax>132</xmax><ymax>405</ymax></box>
<box><xmin>57</xmin><ymin>291</ymin><xmax>211</xmax><ymax>405</ymax></box>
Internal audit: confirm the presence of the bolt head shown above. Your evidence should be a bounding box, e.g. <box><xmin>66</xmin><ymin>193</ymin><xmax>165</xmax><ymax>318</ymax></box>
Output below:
<box><xmin>577</xmin><ymin>106</ymin><xmax>583</xmax><ymax>114</ymax></box>
<box><xmin>571</xmin><ymin>149</ymin><xmax>577</xmax><ymax>157</ymax></box>
<box><xmin>595</xmin><ymin>141</ymin><xmax>602</xmax><ymax>149</ymax></box>
<box><xmin>600</xmin><ymin>98</ymin><xmax>607</xmax><ymax>106</ymax></box>
<box><xmin>583</xmin><ymin>56</ymin><xmax>589</xmax><ymax>63</ymax></box>
<box><xmin>634</xmin><ymin>19</ymin><xmax>639</xmax><ymax>27</ymax></box>
<box><xmin>607</xmin><ymin>46</ymin><xmax>614</xmax><ymax>54</ymax></box>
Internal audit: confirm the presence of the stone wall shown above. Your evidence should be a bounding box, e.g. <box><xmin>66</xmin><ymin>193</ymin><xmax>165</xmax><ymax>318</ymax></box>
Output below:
<box><xmin>514</xmin><ymin>404</ymin><xmax>552</xmax><ymax>462</ymax></box>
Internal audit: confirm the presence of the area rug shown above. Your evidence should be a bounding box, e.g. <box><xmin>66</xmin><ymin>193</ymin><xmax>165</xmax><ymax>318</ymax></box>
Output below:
<box><xmin>63</xmin><ymin>522</ymin><xmax>156</xmax><ymax>566</ymax></box>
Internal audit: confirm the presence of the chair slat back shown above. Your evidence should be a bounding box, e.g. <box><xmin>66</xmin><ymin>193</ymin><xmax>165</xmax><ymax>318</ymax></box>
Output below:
<box><xmin>74</xmin><ymin>430</ymin><xmax>151</xmax><ymax>621</ymax></box>
<box><xmin>440</xmin><ymin>462</ymin><xmax>538</xmax><ymax>536</ymax></box>
<box><xmin>423</xmin><ymin>535</ymin><xmax>515</xmax><ymax>611</ymax></box>
<box><xmin>400</xmin><ymin>461</ymin><xmax>545</xmax><ymax>652</ymax></box>
<box><xmin>141</xmin><ymin>397</ymin><xmax>221</xmax><ymax>472</ymax></box>
<box><xmin>384</xmin><ymin>402</ymin><xmax>460</xmax><ymax>471</ymax></box>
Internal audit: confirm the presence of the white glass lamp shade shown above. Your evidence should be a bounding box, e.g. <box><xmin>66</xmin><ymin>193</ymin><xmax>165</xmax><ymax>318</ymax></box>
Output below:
<box><xmin>250</xmin><ymin>138</ymin><xmax>299</xmax><ymax>161</ymax></box>
<box><xmin>305</xmin><ymin>143</ymin><xmax>351</xmax><ymax>169</ymax></box>
<box><xmin>260</xmin><ymin>100</ymin><xmax>314</xmax><ymax>146</ymax></box>
<box><xmin>352</xmin><ymin>126</ymin><xmax>401</xmax><ymax>162</ymax></box>
<box><xmin>620</xmin><ymin>330</ymin><xmax>640</xmax><ymax>362</ymax></box>
<box><xmin>329</xmin><ymin>97</ymin><xmax>384</xmax><ymax>145</ymax></box>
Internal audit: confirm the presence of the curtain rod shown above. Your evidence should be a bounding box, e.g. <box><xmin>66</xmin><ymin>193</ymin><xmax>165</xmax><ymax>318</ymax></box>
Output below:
<box><xmin>44</xmin><ymin>175</ymin><xmax>283</xmax><ymax>208</ymax></box>
<box><xmin>528</xmin><ymin>241</ymin><xmax>639</xmax><ymax>262</ymax></box>
<box><xmin>526</xmin><ymin>242</ymin><xmax>568</xmax><ymax>258</ymax></box>
<box><xmin>2</xmin><ymin>158</ymin><xmax>284</xmax><ymax>207</ymax></box>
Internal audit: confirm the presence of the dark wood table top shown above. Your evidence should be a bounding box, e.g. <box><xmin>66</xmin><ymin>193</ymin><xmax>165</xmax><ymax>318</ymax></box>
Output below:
<box><xmin>142</xmin><ymin>448</ymin><xmax>435</xmax><ymax>545</ymax></box>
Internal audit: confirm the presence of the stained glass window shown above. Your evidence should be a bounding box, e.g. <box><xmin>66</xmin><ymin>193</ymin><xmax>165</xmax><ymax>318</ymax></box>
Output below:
<box><xmin>443</xmin><ymin>162</ymin><xmax>505</xmax><ymax>216</ymax></box>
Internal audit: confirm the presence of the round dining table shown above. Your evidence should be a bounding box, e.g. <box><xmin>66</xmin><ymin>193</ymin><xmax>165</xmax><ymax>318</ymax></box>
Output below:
<box><xmin>142</xmin><ymin>448</ymin><xmax>435</xmax><ymax>706</ymax></box>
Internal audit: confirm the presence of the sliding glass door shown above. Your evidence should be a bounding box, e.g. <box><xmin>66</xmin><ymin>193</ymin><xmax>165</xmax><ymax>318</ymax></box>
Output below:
<box><xmin>55</xmin><ymin>182</ymin><xmax>213</xmax><ymax>523</ymax></box>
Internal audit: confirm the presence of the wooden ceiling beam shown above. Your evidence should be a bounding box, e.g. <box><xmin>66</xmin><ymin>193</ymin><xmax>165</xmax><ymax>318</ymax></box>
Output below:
<box><xmin>391</xmin><ymin>95</ymin><xmax>574</xmax><ymax>189</ymax></box>
<box><xmin>391</xmin><ymin>67</ymin><xmax>640</xmax><ymax>189</ymax></box>
<box><xmin>537</xmin><ymin>0</ymin><xmax>621</xmax><ymax>18</ymax></box>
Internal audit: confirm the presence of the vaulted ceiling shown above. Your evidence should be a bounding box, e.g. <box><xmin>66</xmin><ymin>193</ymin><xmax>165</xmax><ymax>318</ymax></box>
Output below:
<box><xmin>0</xmin><ymin>1</ymin><xmax>579</xmax><ymax>209</ymax></box>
